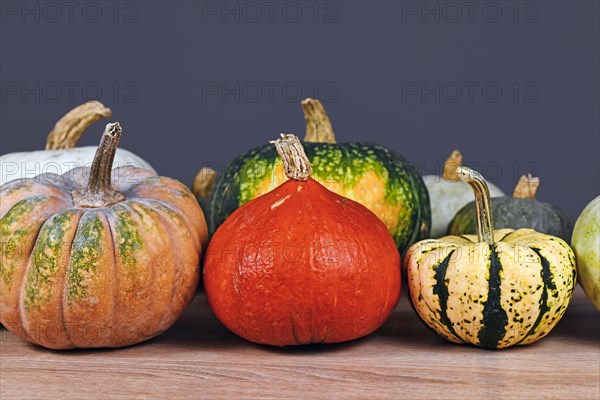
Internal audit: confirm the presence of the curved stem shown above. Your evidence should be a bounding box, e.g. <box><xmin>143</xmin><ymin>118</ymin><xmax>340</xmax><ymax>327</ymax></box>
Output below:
<box><xmin>442</xmin><ymin>150</ymin><xmax>462</xmax><ymax>181</ymax></box>
<box><xmin>456</xmin><ymin>166</ymin><xmax>495</xmax><ymax>244</ymax></box>
<box><xmin>513</xmin><ymin>174</ymin><xmax>539</xmax><ymax>199</ymax></box>
<box><xmin>46</xmin><ymin>101</ymin><xmax>112</xmax><ymax>150</ymax></box>
<box><xmin>301</xmin><ymin>98</ymin><xmax>336</xmax><ymax>144</ymax></box>
<box><xmin>192</xmin><ymin>167</ymin><xmax>218</xmax><ymax>199</ymax></box>
<box><xmin>72</xmin><ymin>122</ymin><xmax>125</xmax><ymax>208</ymax></box>
<box><xmin>270</xmin><ymin>134</ymin><xmax>312</xmax><ymax>181</ymax></box>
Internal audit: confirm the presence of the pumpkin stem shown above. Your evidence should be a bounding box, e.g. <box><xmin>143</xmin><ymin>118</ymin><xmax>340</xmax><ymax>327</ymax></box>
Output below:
<box><xmin>442</xmin><ymin>150</ymin><xmax>462</xmax><ymax>181</ymax></box>
<box><xmin>192</xmin><ymin>167</ymin><xmax>218</xmax><ymax>199</ymax></box>
<box><xmin>302</xmin><ymin>98</ymin><xmax>336</xmax><ymax>144</ymax></box>
<box><xmin>270</xmin><ymin>134</ymin><xmax>313</xmax><ymax>181</ymax></box>
<box><xmin>456</xmin><ymin>166</ymin><xmax>495</xmax><ymax>244</ymax></box>
<box><xmin>513</xmin><ymin>174</ymin><xmax>539</xmax><ymax>199</ymax></box>
<box><xmin>72</xmin><ymin>122</ymin><xmax>126</xmax><ymax>208</ymax></box>
<box><xmin>45</xmin><ymin>101</ymin><xmax>112</xmax><ymax>150</ymax></box>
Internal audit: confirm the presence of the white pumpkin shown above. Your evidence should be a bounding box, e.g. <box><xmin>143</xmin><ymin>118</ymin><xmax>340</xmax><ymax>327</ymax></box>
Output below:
<box><xmin>0</xmin><ymin>101</ymin><xmax>155</xmax><ymax>185</ymax></box>
<box><xmin>424</xmin><ymin>150</ymin><xmax>504</xmax><ymax>238</ymax></box>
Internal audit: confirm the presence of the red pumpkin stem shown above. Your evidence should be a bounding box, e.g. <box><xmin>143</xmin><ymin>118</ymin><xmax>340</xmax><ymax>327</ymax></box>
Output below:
<box><xmin>46</xmin><ymin>101</ymin><xmax>112</xmax><ymax>150</ymax></box>
<box><xmin>270</xmin><ymin>134</ymin><xmax>313</xmax><ymax>181</ymax></box>
<box><xmin>513</xmin><ymin>174</ymin><xmax>539</xmax><ymax>199</ymax></box>
<box><xmin>72</xmin><ymin>122</ymin><xmax>126</xmax><ymax>208</ymax></box>
<box><xmin>302</xmin><ymin>98</ymin><xmax>336</xmax><ymax>144</ymax></box>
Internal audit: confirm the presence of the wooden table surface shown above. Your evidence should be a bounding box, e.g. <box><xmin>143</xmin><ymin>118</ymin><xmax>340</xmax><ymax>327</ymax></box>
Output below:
<box><xmin>1</xmin><ymin>286</ymin><xmax>598</xmax><ymax>399</ymax></box>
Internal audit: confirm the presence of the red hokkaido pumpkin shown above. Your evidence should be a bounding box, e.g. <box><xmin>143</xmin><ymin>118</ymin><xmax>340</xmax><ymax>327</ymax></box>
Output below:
<box><xmin>203</xmin><ymin>134</ymin><xmax>401</xmax><ymax>346</ymax></box>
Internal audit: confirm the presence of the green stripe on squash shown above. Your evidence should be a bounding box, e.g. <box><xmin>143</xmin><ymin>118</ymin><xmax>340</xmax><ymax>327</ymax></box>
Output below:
<box><xmin>519</xmin><ymin>248</ymin><xmax>554</xmax><ymax>343</ymax></box>
<box><xmin>478</xmin><ymin>246</ymin><xmax>508</xmax><ymax>349</ymax></box>
<box><xmin>112</xmin><ymin>205</ymin><xmax>143</xmax><ymax>268</ymax></box>
<box><xmin>1</xmin><ymin>196</ymin><xmax>59</xmax><ymax>288</ymax></box>
<box><xmin>24</xmin><ymin>210</ymin><xmax>80</xmax><ymax>311</ymax></box>
<box><xmin>66</xmin><ymin>212</ymin><xmax>105</xmax><ymax>304</ymax></box>
<box><xmin>432</xmin><ymin>251</ymin><xmax>461</xmax><ymax>342</ymax></box>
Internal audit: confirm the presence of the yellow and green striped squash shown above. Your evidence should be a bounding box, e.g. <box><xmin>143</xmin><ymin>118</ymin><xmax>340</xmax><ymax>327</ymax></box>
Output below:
<box><xmin>404</xmin><ymin>167</ymin><xmax>576</xmax><ymax>349</ymax></box>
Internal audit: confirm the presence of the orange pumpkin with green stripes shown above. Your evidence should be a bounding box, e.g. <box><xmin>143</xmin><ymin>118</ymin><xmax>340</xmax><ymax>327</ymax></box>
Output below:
<box><xmin>195</xmin><ymin>99</ymin><xmax>430</xmax><ymax>254</ymax></box>
<box><xmin>404</xmin><ymin>167</ymin><xmax>576</xmax><ymax>349</ymax></box>
<box><xmin>0</xmin><ymin>122</ymin><xmax>208</xmax><ymax>349</ymax></box>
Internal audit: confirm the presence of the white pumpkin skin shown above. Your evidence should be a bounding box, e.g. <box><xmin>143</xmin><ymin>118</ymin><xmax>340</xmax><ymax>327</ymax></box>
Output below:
<box><xmin>423</xmin><ymin>175</ymin><xmax>504</xmax><ymax>238</ymax></box>
<box><xmin>1</xmin><ymin>101</ymin><xmax>155</xmax><ymax>185</ymax></box>
<box><xmin>572</xmin><ymin>196</ymin><xmax>600</xmax><ymax>310</ymax></box>
<box><xmin>0</xmin><ymin>147</ymin><xmax>155</xmax><ymax>185</ymax></box>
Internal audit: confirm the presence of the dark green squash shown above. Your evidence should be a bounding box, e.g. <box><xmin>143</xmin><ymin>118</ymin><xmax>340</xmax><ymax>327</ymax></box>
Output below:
<box><xmin>447</xmin><ymin>175</ymin><xmax>574</xmax><ymax>242</ymax></box>
<box><xmin>194</xmin><ymin>99</ymin><xmax>430</xmax><ymax>253</ymax></box>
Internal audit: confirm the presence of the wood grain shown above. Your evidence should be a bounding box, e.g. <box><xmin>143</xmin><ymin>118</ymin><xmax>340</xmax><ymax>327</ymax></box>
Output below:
<box><xmin>1</xmin><ymin>286</ymin><xmax>598</xmax><ymax>399</ymax></box>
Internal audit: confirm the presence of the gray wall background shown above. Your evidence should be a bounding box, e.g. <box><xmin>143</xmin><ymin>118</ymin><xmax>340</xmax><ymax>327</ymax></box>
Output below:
<box><xmin>1</xmin><ymin>0</ymin><xmax>598</xmax><ymax>218</ymax></box>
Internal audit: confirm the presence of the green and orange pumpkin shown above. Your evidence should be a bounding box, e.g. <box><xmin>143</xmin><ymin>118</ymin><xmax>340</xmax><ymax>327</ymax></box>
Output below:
<box><xmin>195</xmin><ymin>99</ymin><xmax>430</xmax><ymax>253</ymax></box>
